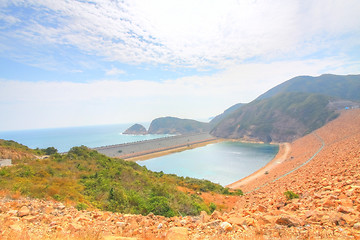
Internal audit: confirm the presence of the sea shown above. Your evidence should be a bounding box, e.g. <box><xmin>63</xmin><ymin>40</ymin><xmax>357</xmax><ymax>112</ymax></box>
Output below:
<box><xmin>138</xmin><ymin>141</ymin><xmax>278</xmax><ymax>186</ymax></box>
<box><xmin>0</xmin><ymin>124</ymin><xmax>278</xmax><ymax>186</ymax></box>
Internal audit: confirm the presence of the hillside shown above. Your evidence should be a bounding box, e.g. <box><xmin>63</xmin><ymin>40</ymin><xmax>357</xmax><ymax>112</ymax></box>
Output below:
<box><xmin>1</xmin><ymin>109</ymin><xmax>359</xmax><ymax>239</ymax></box>
<box><xmin>211</xmin><ymin>92</ymin><xmax>342</xmax><ymax>142</ymax></box>
<box><xmin>210</xmin><ymin>103</ymin><xmax>244</xmax><ymax>127</ymax></box>
<box><xmin>257</xmin><ymin>73</ymin><xmax>360</xmax><ymax>101</ymax></box>
<box><xmin>0</xmin><ymin>141</ymin><xmax>243</xmax><ymax>220</ymax></box>
<box><xmin>148</xmin><ymin>117</ymin><xmax>210</xmax><ymax>134</ymax></box>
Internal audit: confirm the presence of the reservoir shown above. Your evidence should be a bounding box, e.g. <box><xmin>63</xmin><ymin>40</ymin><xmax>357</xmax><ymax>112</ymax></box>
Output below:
<box><xmin>138</xmin><ymin>141</ymin><xmax>278</xmax><ymax>186</ymax></box>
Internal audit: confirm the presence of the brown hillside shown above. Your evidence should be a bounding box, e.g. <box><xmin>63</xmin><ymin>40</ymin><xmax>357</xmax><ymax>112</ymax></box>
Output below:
<box><xmin>0</xmin><ymin>109</ymin><xmax>359</xmax><ymax>239</ymax></box>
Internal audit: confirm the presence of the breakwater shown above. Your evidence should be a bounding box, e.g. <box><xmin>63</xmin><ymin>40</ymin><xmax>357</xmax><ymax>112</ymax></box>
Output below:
<box><xmin>95</xmin><ymin>133</ymin><xmax>217</xmax><ymax>159</ymax></box>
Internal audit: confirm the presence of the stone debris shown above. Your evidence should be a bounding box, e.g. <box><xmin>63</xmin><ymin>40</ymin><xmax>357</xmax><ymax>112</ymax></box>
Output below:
<box><xmin>0</xmin><ymin>109</ymin><xmax>360</xmax><ymax>239</ymax></box>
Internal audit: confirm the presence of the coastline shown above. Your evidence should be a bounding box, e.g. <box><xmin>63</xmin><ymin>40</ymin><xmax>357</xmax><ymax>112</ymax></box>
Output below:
<box><xmin>226</xmin><ymin>142</ymin><xmax>290</xmax><ymax>189</ymax></box>
<box><xmin>126</xmin><ymin>138</ymin><xmax>225</xmax><ymax>162</ymax></box>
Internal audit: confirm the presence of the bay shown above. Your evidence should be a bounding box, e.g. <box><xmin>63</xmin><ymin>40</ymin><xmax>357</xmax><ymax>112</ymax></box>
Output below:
<box><xmin>0</xmin><ymin>124</ymin><xmax>168</xmax><ymax>153</ymax></box>
<box><xmin>138</xmin><ymin>141</ymin><xmax>278</xmax><ymax>186</ymax></box>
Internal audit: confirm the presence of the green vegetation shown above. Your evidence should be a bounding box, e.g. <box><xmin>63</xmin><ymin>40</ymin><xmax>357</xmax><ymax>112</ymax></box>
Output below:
<box><xmin>257</xmin><ymin>74</ymin><xmax>360</xmax><ymax>102</ymax></box>
<box><xmin>148</xmin><ymin>117</ymin><xmax>210</xmax><ymax>134</ymax></box>
<box><xmin>0</xmin><ymin>143</ymin><xmax>242</xmax><ymax>217</ymax></box>
<box><xmin>211</xmin><ymin>92</ymin><xmax>338</xmax><ymax>142</ymax></box>
<box><xmin>284</xmin><ymin>190</ymin><xmax>299</xmax><ymax>200</ymax></box>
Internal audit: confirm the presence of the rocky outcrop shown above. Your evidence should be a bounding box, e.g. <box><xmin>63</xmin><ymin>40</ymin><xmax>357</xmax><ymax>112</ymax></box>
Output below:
<box><xmin>122</xmin><ymin>124</ymin><xmax>147</xmax><ymax>135</ymax></box>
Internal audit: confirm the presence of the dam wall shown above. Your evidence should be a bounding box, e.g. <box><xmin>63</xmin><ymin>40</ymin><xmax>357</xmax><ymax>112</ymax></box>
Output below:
<box><xmin>95</xmin><ymin>133</ymin><xmax>217</xmax><ymax>159</ymax></box>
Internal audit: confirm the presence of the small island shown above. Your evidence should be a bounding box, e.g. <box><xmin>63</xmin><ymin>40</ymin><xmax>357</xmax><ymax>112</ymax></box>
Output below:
<box><xmin>123</xmin><ymin>124</ymin><xmax>147</xmax><ymax>135</ymax></box>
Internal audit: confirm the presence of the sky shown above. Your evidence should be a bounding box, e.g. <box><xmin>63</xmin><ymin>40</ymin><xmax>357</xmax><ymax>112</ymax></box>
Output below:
<box><xmin>0</xmin><ymin>0</ymin><xmax>360</xmax><ymax>131</ymax></box>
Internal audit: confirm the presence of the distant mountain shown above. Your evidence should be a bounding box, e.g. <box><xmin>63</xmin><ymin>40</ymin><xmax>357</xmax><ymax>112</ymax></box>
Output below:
<box><xmin>257</xmin><ymin>74</ymin><xmax>360</xmax><ymax>102</ymax></box>
<box><xmin>123</xmin><ymin>124</ymin><xmax>147</xmax><ymax>135</ymax></box>
<box><xmin>210</xmin><ymin>103</ymin><xmax>244</xmax><ymax>127</ymax></box>
<box><xmin>211</xmin><ymin>74</ymin><xmax>360</xmax><ymax>142</ymax></box>
<box><xmin>148</xmin><ymin>117</ymin><xmax>210</xmax><ymax>134</ymax></box>
<box><xmin>211</xmin><ymin>92</ymin><xmax>346</xmax><ymax>142</ymax></box>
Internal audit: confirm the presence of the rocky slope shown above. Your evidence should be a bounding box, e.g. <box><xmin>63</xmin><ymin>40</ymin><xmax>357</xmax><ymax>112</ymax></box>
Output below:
<box><xmin>1</xmin><ymin>109</ymin><xmax>359</xmax><ymax>239</ymax></box>
<box><xmin>123</xmin><ymin>124</ymin><xmax>147</xmax><ymax>135</ymax></box>
<box><xmin>148</xmin><ymin>117</ymin><xmax>210</xmax><ymax>135</ymax></box>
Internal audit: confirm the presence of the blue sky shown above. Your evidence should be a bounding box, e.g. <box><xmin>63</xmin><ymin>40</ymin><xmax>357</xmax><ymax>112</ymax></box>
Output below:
<box><xmin>1</xmin><ymin>0</ymin><xmax>360</xmax><ymax>131</ymax></box>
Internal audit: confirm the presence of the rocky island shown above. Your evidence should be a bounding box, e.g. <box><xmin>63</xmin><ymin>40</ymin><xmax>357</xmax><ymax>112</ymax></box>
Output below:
<box><xmin>122</xmin><ymin>123</ymin><xmax>147</xmax><ymax>135</ymax></box>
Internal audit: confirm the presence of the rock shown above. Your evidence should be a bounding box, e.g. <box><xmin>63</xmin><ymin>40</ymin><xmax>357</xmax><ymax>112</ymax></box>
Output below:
<box><xmin>56</xmin><ymin>203</ymin><xmax>65</xmax><ymax>210</ymax></box>
<box><xmin>354</xmin><ymin>223</ymin><xmax>360</xmax><ymax>230</ymax></box>
<box><xmin>199</xmin><ymin>211</ymin><xmax>209</xmax><ymax>223</ymax></box>
<box><xmin>68</xmin><ymin>223</ymin><xmax>82</xmax><ymax>232</ymax></box>
<box><xmin>257</xmin><ymin>204</ymin><xmax>267</xmax><ymax>212</ymax></box>
<box><xmin>23</xmin><ymin>215</ymin><xmax>38</xmax><ymax>223</ymax></box>
<box><xmin>165</xmin><ymin>227</ymin><xmax>188</xmax><ymax>240</ymax></box>
<box><xmin>227</xmin><ymin>217</ymin><xmax>246</xmax><ymax>226</ymax></box>
<box><xmin>157</xmin><ymin>223</ymin><xmax>163</xmax><ymax>229</ymax></box>
<box><xmin>275</xmin><ymin>215</ymin><xmax>301</xmax><ymax>227</ymax></box>
<box><xmin>337</xmin><ymin>205</ymin><xmax>352</xmax><ymax>214</ymax></box>
<box><xmin>116</xmin><ymin>222</ymin><xmax>126</xmax><ymax>228</ymax></box>
<box><xmin>210</xmin><ymin>210</ymin><xmax>221</xmax><ymax>219</ymax></box>
<box><xmin>9</xmin><ymin>224</ymin><xmax>22</xmax><ymax>232</ymax></box>
<box><xmin>220</xmin><ymin>222</ymin><xmax>232</xmax><ymax>231</ymax></box>
<box><xmin>123</xmin><ymin>124</ymin><xmax>147</xmax><ymax>135</ymax></box>
<box><xmin>18</xmin><ymin>206</ymin><xmax>30</xmax><ymax>217</ymax></box>
<box><xmin>204</xmin><ymin>220</ymin><xmax>221</xmax><ymax>228</ymax></box>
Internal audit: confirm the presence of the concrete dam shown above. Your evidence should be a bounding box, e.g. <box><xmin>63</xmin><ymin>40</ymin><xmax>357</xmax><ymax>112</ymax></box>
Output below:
<box><xmin>94</xmin><ymin>133</ymin><xmax>217</xmax><ymax>159</ymax></box>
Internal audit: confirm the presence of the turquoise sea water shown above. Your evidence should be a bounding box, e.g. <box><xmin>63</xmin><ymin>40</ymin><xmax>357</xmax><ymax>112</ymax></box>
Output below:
<box><xmin>138</xmin><ymin>141</ymin><xmax>278</xmax><ymax>186</ymax></box>
<box><xmin>0</xmin><ymin>125</ymin><xmax>278</xmax><ymax>186</ymax></box>
<box><xmin>0</xmin><ymin>124</ymin><xmax>168</xmax><ymax>153</ymax></box>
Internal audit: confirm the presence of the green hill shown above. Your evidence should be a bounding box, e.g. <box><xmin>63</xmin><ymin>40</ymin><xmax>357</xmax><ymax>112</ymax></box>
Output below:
<box><xmin>148</xmin><ymin>117</ymin><xmax>210</xmax><ymax>134</ymax></box>
<box><xmin>0</xmin><ymin>141</ymin><xmax>242</xmax><ymax>217</ymax></box>
<box><xmin>257</xmin><ymin>74</ymin><xmax>360</xmax><ymax>101</ymax></box>
<box><xmin>210</xmin><ymin>103</ymin><xmax>244</xmax><ymax>127</ymax></box>
<box><xmin>211</xmin><ymin>92</ymin><xmax>340</xmax><ymax>142</ymax></box>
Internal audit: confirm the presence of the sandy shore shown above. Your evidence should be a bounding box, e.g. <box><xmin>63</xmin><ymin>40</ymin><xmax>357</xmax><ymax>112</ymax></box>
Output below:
<box><xmin>226</xmin><ymin>142</ymin><xmax>290</xmax><ymax>189</ymax></box>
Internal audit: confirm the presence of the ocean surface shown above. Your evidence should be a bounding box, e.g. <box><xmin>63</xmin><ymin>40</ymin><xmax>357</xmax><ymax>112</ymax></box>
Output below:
<box><xmin>0</xmin><ymin>125</ymin><xmax>278</xmax><ymax>186</ymax></box>
<box><xmin>0</xmin><ymin>124</ymin><xmax>168</xmax><ymax>153</ymax></box>
<box><xmin>138</xmin><ymin>141</ymin><xmax>278</xmax><ymax>186</ymax></box>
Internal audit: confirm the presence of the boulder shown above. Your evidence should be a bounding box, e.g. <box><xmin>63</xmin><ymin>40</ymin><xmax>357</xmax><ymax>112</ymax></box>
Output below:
<box><xmin>18</xmin><ymin>206</ymin><xmax>30</xmax><ymax>217</ymax></box>
<box><xmin>165</xmin><ymin>227</ymin><xmax>188</xmax><ymax>240</ymax></box>
<box><xmin>275</xmin><ymin>215</ymin><xmax>301</xmax><ymax>227</ymax></box>
<box><xmin>220</xmin><ymin>222</ymin><xmax>232</xmax><ymax>231</ymax></box>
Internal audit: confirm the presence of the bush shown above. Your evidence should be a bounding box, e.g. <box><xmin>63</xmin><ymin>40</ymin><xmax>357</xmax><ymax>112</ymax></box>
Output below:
<box><xmin>76</xmin><ymin>202</ymin><xmax>88</xmax><ymax>211</ymax></box>
<box><xmin>209</xmin><ymin>202</ymin><xmax>216</xmax><ymax>213</ymax></box>
<box><xmin>284</xmin><ymin>190</ymin><xmax>299</xmax><ymax>200</ymax></box>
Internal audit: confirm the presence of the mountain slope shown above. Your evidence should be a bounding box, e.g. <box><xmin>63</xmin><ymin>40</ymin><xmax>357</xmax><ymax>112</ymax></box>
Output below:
<box><xmin>210</xmin><ymin>103</ymin><xmax>244</xmax><ymax>127</ymax></box>
<box><xmin>148</xmin><ymin>117</ymin><xmax>210</xmax><ymax>134</ymax></box>
<box><xmin>257</xmin><ymin>74</ymin><xmax>360</xmax><ymax>101</ymax></box>
<box><xmin>211</xmin><ymin>92</ymin><xmax>340</xmax><ymax>142</ymax></box>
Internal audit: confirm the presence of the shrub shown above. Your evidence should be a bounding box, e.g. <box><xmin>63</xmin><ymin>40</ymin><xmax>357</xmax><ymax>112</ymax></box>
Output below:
<box><xmin>76</xmin><ymin>202</ymin><xmax>88</xmax><ymax>211</ymax></box>
<box><xmin>284</xmin><ymin>190</ymin><xmax>299</xmax><ymax>200</ymax></box>
<box><xmin>209</xmin><ymin>202</ymin><xmax>216</xmax><ymax>213</ymax></box>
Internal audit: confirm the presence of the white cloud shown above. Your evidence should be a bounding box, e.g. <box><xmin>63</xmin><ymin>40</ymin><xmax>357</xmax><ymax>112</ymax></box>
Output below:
<box><xmin>1</xmin><ymin>57</ymin><xmax>359</xmax><ymax>131</ymax></box>
<box><xmin>105</xmin><ymin>67</ymin><xmax>126</xmax><ymax>76</ymax></box>
<box><xmin>1</xmin><ymin>0</ymin><xmax>360</xmax><ymax>69</ymax></box>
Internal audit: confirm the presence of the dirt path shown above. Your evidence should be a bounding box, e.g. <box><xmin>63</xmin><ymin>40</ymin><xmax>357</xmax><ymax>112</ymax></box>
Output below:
<box><xmin>226</xmin><ymin>142</ymin><xmax>291</xmax><ymax>189</ymax></box>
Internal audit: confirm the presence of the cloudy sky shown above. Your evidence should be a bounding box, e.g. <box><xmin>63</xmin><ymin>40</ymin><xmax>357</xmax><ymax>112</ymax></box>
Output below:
<box><xmin>0</xmin><ymin>0</ymin><xmax>359</xmax><ymax>131</ymax></box>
